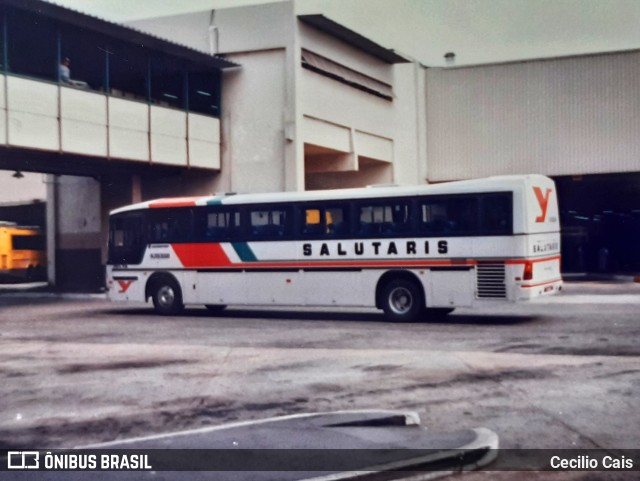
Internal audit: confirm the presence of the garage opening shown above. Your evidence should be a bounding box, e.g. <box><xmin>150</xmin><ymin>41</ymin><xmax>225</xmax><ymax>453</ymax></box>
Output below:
<box><xmin>555</xmin><ymin>172</ymin><xmax>640</xmax><ymax>274</ymax></box>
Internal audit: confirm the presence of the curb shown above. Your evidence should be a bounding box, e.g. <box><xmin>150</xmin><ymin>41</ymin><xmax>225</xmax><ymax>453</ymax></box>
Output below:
<box><xmin>0</xmin><ymin>290</ymin><xmax>106</xmax><ymax>300</ymax></box>
<box><xmin>81</xmin><ymin>410</ymin><xmax>499</xmax><ymax>480</ymax></box>
<box><xmin>562</xmin><ymin>273</ymin><xmax>640</xmax><ymax>283</ymax></box>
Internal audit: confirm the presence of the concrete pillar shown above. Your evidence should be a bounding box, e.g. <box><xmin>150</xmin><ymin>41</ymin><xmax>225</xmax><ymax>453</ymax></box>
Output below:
<box><xmin>45</xmin><ymin>175</ymin><xmax>58</xmax><ymax>286</ymax></box>
<box><xmin>55</xmin><ymin>175</ymin><xmax>103</xmax><ymax>291</ymax></box>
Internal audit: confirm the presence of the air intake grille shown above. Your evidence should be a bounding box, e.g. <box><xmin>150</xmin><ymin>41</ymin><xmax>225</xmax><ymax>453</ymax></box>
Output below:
<box><xmin>476</xmin><ymin>262</ymin><xmax>507</xmax><ymax>299</ymax></box>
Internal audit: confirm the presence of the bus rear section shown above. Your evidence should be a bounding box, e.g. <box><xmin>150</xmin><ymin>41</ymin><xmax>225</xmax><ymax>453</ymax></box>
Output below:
<box><xmin>0</xmin><ymin>222</ymin><xmax>46</xmax><ymax>282</ymax></box>
<box><xmin>512</xmin><ymin>175</ymin><xmax>562</xmax><ymax>301</ymax></box>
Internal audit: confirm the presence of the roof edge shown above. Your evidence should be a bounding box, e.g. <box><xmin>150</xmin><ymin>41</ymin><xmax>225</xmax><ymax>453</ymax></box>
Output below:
<box><xmin>298</xmin><ymin>14</ymin><xmax>409</xmax><ymax>64</ymax></box>
<box><xmin>5</xmin><ymin>0</ymin><xmax>239</xmax><ymax>70</ymax></box>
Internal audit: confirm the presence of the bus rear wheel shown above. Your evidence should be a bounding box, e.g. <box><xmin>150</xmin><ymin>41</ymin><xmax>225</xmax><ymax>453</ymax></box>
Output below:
<box><xmin>380</xmin><ymin>278</ymin><xmax>425</xmax><ymax>322</ymax></box>
<box><xmin>151</xmin><ymin>276</ymin><xmax>184</xmax><ymax>315</ymax></box>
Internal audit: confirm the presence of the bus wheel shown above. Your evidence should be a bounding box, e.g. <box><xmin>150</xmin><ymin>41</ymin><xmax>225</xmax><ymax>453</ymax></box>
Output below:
<box><xmin>381</xmin><ymin>278</ymin><xmax>424</xmax><ymax>322</ymax></box>
<box><xmin>151</xmin><ymin>276</ymin><xmax>184</xmax><ymax>315</ymax></box>
<box><xmin>205</xmin><ymin>304</ymin><xmax>227</xmax><ymax>313</ymax></box>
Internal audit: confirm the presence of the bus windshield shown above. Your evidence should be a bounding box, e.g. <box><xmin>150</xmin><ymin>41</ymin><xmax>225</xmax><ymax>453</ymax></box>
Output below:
<box><xmin>108</xmin><ymin>214</ymin><xmax>144</xmax><ymax>265</ymax></box>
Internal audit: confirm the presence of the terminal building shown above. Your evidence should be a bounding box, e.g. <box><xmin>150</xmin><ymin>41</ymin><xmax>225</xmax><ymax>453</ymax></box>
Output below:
<box><xmin>1</xmin><ymin>0</ymin><xmax>639</xmax><ymax>289</ymax></box>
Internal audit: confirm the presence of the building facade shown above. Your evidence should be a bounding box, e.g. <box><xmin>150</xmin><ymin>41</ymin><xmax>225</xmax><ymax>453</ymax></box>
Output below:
<box><xmin>3</xmin><ymin>0</ymin><xmax>639</xmax><ymax>288</ymax></box>
<box><xmin>425</xmin><ymin>52</ymin><xmax>640</xmax><ymax>272</ymax></box>
<box><xmin>0</xmin><ymin>0</ymin><xmax>235</xmax><ymax>289</ymax></box>
<box><xmin>130</xmin><ymin>2</ymin><xmax>427</xmax><ymax>193</ymax></box>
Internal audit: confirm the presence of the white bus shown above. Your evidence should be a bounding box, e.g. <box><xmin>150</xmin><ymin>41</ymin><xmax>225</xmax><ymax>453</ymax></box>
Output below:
<box><xmin>106</xmin><ymin>174</ymin><xmax>562</xmax><ymax>322</ymax></box>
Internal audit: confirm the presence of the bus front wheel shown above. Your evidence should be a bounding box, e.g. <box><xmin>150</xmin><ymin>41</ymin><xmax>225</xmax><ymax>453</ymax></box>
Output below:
<box><xmin>380</xmin><ymin>278</ymin><xmax>424</xmax><ymax>322</ymax></box>
<box><xmin>151</xmin><ymin>276</ymin><xmax>184</xmax><ymax>315</ymax></box>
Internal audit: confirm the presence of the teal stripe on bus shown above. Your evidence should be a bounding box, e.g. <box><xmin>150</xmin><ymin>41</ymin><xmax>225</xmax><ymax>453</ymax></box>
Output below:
<box><xmin>232</xmin><ymin>242</ymin><xmax>258</xmax><ymax>262</ymax></box>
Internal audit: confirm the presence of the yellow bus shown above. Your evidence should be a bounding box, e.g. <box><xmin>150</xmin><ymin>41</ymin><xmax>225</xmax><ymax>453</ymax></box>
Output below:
<box><xmin>0</xmin><ymin>222</ymin><xmax>46</xmax><ymax>281</ymax></box>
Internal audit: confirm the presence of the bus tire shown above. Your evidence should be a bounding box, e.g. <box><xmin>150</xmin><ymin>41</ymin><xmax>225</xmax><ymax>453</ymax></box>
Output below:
<box><xmin>151</xmin><ymin>275</ymin><xmax>184</xmax><ymax>315</ymax></box>
<box><xmin>380</xmin><ymin>278</ymin><xmax>424</xmax><ymax>322</ymax></box>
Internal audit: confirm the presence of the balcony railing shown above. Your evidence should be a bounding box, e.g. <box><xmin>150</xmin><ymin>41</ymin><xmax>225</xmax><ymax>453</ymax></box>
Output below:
<box><xmin>0</xmin><ymin>74</ymin><xmax>221</xmax><ymax>170</ymax></box>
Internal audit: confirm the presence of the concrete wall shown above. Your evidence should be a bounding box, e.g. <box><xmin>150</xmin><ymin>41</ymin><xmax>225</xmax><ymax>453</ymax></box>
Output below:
<box><xmin>298</xmin><ymin>22</ymin><xmax>392</xmax><ymax>84</ymax></box>
<box><xmin>299</xmin><ymin>21</ymin><xmax>397</xmax><ymax>189</ymax></box>
<box><xmin>425</xmin><ymin>50</ymin><xmax>640</xmax><ymax>182</ymax></box>
<box><xmin>130</xmin><ymin>1</ymin><xmax>424</xmax><ymax>193</ymax></box>
<box><xmin>55</xmin><ymin>175</ymin><xmax>103</xmax><ymax>291</ymax></box>
<box><xmin>129</xmin><ymin>2</ymin><xmax>299</xmax><ymax>193</ymax></box>
<box><xmin>391</xmin><ymin>62</ymin><xmax>427</xmax><ymax>185</ymax></box>
<box><xmin>217</xmin><ymin>49</ymin><xmax>290</xmax><ymax>193</ymax></box>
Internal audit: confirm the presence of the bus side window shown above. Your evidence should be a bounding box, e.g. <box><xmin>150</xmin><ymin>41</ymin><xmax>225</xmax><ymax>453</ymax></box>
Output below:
<box><xmin>326</xmin><ymin>206</ymin><xmax>348</xmax><ymax>236</ymax></box>
<box><xmin>421</xmin><ymin>202</ymin><xmax>447</xmax><ymax>234</ymax></box>
<box><xmin>250</xmin><ymin>208</ymin><xmax>291</xmax><ymax>239</ymax></box>
<box><xmin>147</xmin><ymin>209</ymin><xmax>192</xmax><ymax>243</ymax></box>
<box><xmin>301</xmin><ymin>205</ymin><xmax>349</xmax><ymax>238</ymax></box>
<box><xmin>421</xmin><ymin>197</ymin><xmax>478</xmax><ymax>235</ymax></box>
<box><xmin>197</xmin><ymin>210</ymin><xmax>239</xmax><ymax>240</ymax></box>
<box><xmin>481</xmin><ymin>194</ymin><xmax>512</xmax><ymax>234</ymax></box>
<box><xmin>303</xmin><ymin>209</ymin><xmax>324</xmax><ymax>236</ymax></box>
<box><xmin>357</xmin><ymin>202</ymin><xmax>410</xmax><ymax>236</ymax></box>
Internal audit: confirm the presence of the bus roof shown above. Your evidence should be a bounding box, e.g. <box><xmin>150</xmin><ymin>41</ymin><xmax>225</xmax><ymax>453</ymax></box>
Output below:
<box><xmin>0</xmin><ymin>221</ymin><xmax>40</xmax><ymax>230</ymax></box>
<box><xmin>110</xmin><ymin>174</ymin><xmax>552</xmax><ymax>215</ymax></box>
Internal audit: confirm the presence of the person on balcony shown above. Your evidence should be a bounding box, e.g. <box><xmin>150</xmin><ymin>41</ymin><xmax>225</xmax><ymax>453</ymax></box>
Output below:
<box><xmin>59</xmin><ymin>57</ymin><xmax>88</xmax><ymax>88</ymax></box>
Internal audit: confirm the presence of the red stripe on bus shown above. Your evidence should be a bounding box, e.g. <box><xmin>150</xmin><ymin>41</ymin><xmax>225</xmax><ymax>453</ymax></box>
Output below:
<box><xmin>149</xmin><ymin>198</ymin><xmax>200</xmax><ymax>208</ymax></box>
<box><xmin>504</xmin><ymin>256</ymin><xmax>561</xmax><ymax>265</ymax></box>
<box><xmin>172</xmin><ymin>243</ymin><xmax>233</xmax><ymax>267</ymax></box>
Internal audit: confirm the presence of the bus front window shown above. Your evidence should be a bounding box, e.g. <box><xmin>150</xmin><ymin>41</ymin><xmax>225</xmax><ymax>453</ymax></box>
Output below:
<box><xmin>108</xmin><ymin>214</ymin><xmax>144</xmax><ymax>265</ymax></box>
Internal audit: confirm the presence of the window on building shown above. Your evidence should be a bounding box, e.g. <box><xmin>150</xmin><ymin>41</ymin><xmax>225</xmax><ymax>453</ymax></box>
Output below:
<box><xmin>108</xmin><ymin>42</ymin><xmax>148</xmax><ymax>101</ymax></box>
<box><xmin>0</xmin><ymin>5</ymin><xmax>223</xmax><ymax>119</ymax></box>
<box><xmin>301</xmin><ymin>49</ymin><xmax>393</xmax><ymax>100</ymax></box>
<box><xmin>59</xmin><ymin>26</ymin><xmax>109</xmax><ymax>90</ymax></box>
<box><xmin>188</xmin><ymin>68</ymin><xmax>221</xmax><ymax>116</ymax></box>
<box><xmin>150</xmin><ymin>53</ymin><xmax>185</xmax><ymax>109</ymax></box>
<box><xmin>7</xmin><ymin>8</ymin><xmax>57</xmax><ymax>82</ymax></box>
